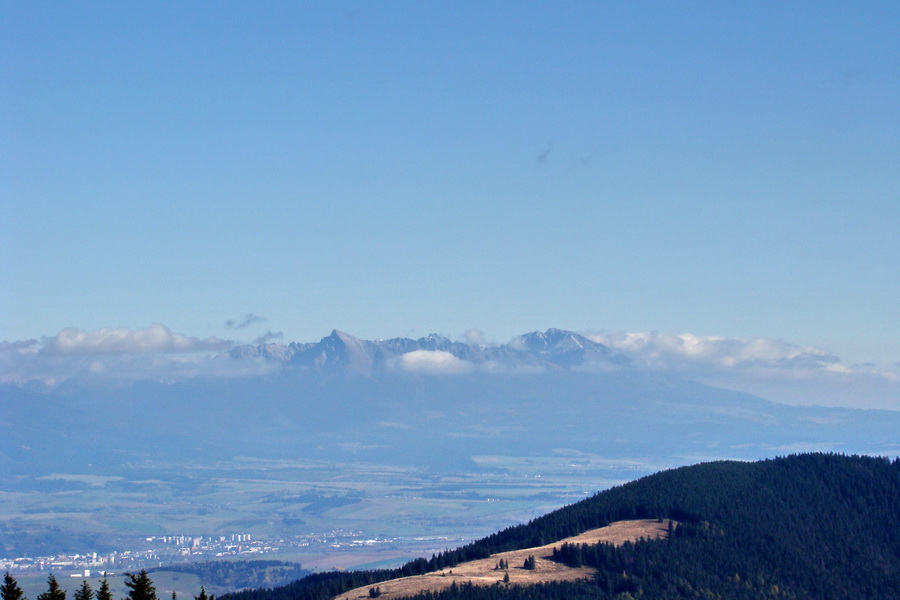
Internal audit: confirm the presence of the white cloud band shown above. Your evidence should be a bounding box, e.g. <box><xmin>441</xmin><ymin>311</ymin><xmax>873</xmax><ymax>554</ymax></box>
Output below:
<box><xmin>42</xmin><ymin>324</ymin><xmax>230</xmax><ymax>355</ymax></box>
<box><xmin>1</xmin><ymin>324</ymin><xmax>246</xmax><ymax>387</ymax></box>
<box><xmin>393</xmin><ymin>350</ymin><xmax>474</xmax><ymax>375</ymax></box>
<box><xmin>586</xmin><ymin>331</ymin><xmax>841</xmax><ymax>373</ymax></box>
<box><xmin>587</xmin><ymin>331</ymin><xmax>899</xmax><ymax>409</ymax></box>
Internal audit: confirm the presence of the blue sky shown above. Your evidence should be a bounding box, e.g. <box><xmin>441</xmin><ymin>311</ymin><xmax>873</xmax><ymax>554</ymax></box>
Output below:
<box><xmin>3</xmin><ymin>2</ymin><xmax>899</xmax><ymax>403</ymax></box>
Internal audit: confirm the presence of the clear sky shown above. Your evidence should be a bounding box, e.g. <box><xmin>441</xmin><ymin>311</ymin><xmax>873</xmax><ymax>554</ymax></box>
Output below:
<box><xmin>3</xmin><ymin>2</ymin><xmax>899</xmax><ymax>377</ymax></box>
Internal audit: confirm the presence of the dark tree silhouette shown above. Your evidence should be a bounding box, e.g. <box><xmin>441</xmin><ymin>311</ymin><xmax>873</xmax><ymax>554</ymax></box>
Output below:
<box><xmin>194</xmin><ymin>588</ymin><xmax>213</xmax><ymax>600</ymax></box>
<box><xmin>2</xmin><ymin>573</ymin><xmax>25</xmax><ymax>600</ymax></box>
<box><xmin>95</xmin><ymin>581</ymin><xmax>112</xmax><ymax>600</ymax></box>
<box><xmin>124</xmin><ymin>571</ymin><xmax>157</xmax><ymax>600</ymax></box>
<box><xmin>37</xmin><ymin>575</ymin><xmax>65</xmax><ymax>600</ymax></box>
<box><xmin>74</xmin><ymin>581</ymin><xmax>92</xmax><ymax>600</ymax></box>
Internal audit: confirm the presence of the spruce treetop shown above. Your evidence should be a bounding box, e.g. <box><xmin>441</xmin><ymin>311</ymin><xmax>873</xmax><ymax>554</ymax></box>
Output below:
<box><xmin>2</xmin><ymin>573</ymin><xmax>26</xmax><ymax>600</ymax></box>
<box><xmin>95</xmin><ymin>580</ymin><xmax>112</xmax><ymax>600</ymax></box>
<box><xmin>124</xmin><ymin>571</ymin><xmax>156</xmax><ymax>600</ymax></box>
<box><xmin>36</xmin><ymin>575</ymin><xmax>65</xmax><ymax>600</ymax></box>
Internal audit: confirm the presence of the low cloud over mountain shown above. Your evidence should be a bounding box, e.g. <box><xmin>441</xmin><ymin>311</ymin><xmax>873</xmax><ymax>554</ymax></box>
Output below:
<box><xmin>43</xmin><ymin>323</ymin><xmax>230</xmax><ymax>354</ymax></box>
<box><xmin>588</xmin><ymin>331</ymin><xmax>899</xmax><ymax>409</ymax></box>
<box><xmin>0</xmin><ymin>324</ymin><xmax>239</xmax><ymax>387</ymax></box>
<box><xmin>391</xmin><ymin>350</ymin><xmax>475</xmax><ymax>375</ymax></box>
<box><xmin>587</xmin><ymin>331</ymin><xmax>843</xmax><ymax>373</ymax></box>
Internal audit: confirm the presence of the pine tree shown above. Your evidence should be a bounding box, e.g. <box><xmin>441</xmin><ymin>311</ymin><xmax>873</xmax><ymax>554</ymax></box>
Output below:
<box><xmin>124</xmin><ymin>571</ymin><xmax>156</xmax><ymax>600</ymax></box>
<box><xmin>194</xmin><ymin>587</ymin><xmax>213</xmax><ymax>600</ymax></box>
<box><xmin>37</xmin><ymin>575</ymin><xmax>65</xmax><ymax>600</ymax></box>
<box><xmin>2</xmin><ymin>573</ymin><xmax>25</xmax><ymax>600</ymax></box>
<box><xmin>95</xmin><ymin>581</ymin><xmax>111</xmax><ymax>600</ymax></box>
<box><xmin>74</xmin><ymin>581</ymin><xmax>92</xmax><ymax>600</ymax></box>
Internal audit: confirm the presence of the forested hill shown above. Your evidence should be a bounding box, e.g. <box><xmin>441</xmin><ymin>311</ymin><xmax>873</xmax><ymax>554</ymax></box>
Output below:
<box><xmin>223</xmin><ymin>453</ymin><xmax>900</xmax><ymax>600</ymax></box>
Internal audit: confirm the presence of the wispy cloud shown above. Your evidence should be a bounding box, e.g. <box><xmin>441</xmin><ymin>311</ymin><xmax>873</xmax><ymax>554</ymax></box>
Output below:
<box><xmin>459</xmin><ymin>328</ymin><xmax>491</xmax><ymax>346</ymax></box>
<box><xmin>225</xmin><ymin>313</ymin><xmax>266</xmax><ymax>329</ymax></box>
<box><xmin>253</xmin><ymin>331</ymin><xmax>284</xmax><ymax>345</ymax></box>
<box><xmin>535</xmin><ymin>141</ymin><xmax>552</xmax><ymax>164</ymax></box>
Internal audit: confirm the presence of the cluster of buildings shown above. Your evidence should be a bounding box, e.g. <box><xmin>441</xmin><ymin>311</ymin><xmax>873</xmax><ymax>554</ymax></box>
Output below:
<box><xmin>0</xmin><ymin>530</ymin><xmax>412</xmax><ymax>577</ymax></box>
<box><xmin>0</xmin><ymin>533</ymin><xmax>256</xmax><ymax>575</ymax></box>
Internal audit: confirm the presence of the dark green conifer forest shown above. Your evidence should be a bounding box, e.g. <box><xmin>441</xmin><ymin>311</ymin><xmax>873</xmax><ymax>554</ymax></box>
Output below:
<box><xmin>147</xmin><ymin>561</ymin><xmax>309</xmax><ymax>591</ymax></box>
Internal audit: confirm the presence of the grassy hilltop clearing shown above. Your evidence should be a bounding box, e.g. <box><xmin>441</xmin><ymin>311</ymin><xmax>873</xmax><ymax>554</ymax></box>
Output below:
<box><xmin>333</xmin><ymin>520</ymin><xmax>672</xmax><ymax>600</ymax></box>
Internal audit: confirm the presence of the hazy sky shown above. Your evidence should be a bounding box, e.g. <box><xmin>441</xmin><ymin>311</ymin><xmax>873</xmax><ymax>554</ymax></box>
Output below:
<box><xmin>3</xmin><ymin>3</ymin><xmax>899</xmax><ymax>373</ymax></box>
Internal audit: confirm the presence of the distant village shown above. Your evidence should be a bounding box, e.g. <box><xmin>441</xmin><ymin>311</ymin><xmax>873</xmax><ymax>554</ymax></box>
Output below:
<box><xmin>1</xmin><ymin>530</ymin><xmax>413</xmax><ymax>576</ymax></box>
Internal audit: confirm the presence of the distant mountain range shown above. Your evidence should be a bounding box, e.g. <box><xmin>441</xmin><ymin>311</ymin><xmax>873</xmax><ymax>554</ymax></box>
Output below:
<box><xmin>227</xmin><ymin>328</ymin><xmax>630</xmax><ymax>373</ymax></box>
<box><xmin>5</xmin><ymin>327</ymin><xmax>898</xmax><ymax>477</ymax></box>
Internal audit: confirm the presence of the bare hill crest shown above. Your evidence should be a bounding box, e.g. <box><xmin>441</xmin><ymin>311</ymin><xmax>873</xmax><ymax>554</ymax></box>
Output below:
<box><xmin>336</xmin><ymin>520</ymin><xmax>671</xmax><ymax>600</ymax></box>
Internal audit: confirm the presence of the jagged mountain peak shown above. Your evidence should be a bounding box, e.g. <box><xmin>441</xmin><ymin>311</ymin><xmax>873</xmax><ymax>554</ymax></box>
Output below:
<box><xmin>290</xmin><ymin>329</ymin><xmax>377</xmax><ymax>373</ymax></box>
<box><xmin>325</xmin><ymin>329</ymin><xmax>361</xmax><ymax>344</ymax></box>
<box><xmin>510</xmin><ymin>328</ymin><xmax>625</xmax><ymax>368</ymax></box>
<box><xmin>420</xmin><ymin>333</ymin><xmax>451</xmax><ymax>343</ymax></box>
<box><xmin>517</xmin><ymin>327</ymin><xmax>587</xmax><ymax>345</ymax></box>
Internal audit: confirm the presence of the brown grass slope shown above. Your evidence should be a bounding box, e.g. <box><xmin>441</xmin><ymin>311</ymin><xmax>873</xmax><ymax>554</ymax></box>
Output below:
<box><xmin>335</xmin><ymin>519</ymin><xmax>671</xmax><ymax>600</ymax></box>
